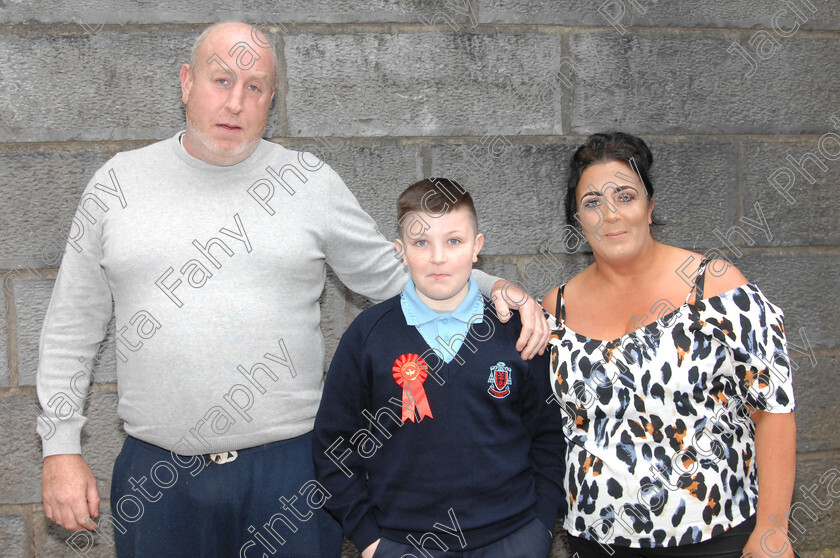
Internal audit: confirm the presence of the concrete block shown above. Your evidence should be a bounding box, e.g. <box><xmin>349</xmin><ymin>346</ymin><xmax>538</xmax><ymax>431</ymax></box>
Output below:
<box><xmin>285</xmin><ymin>32</ymin><xmax>564</xmax><ymax>137</ymax></box>
<box><xmin>12</xmin><ymin>278</ymin><xmax>54</xmax><ymax>388</ymax></box>
<box><xmin>79</xmin><ymin>392</ymin><xmax>125</xmax><ymax>494</ymax></box>
<box><xmin>341</xmin><ymin>538</ymin><xmax>361</xmax><ymax>557</ymax></box>
<box><xmin>475</xmin><ymin>256</ymin><xmax>522</xmax><ymax>287</ymax></box>
<box><xmin>0</xmin><ymin>146</ymin><xmax>111</xmax><ymax>269</ymax></box>
<box><xmin>793</xmin><ymin>355</ymin><xmax>839</xmax><ymax>452</ymax></box>
<box><xmin>628</xmin><ymin>0</ymin><xmax>840</xmax><ymax>31</ymax></box>
<box><xmin>0</xmin><ymin>31</ymin><xmax>211</xmax><ymax>143</ymax></box>
<box><xmin>345</xmin><ymin>291</ymin><xmax>377</xmax><ymax>329</ymax></box>
<box><xmin>0</xmin><ymin>514</ymin><xmax>25</xmax><ymax>558</ymax></box>
<box><xmin>569</xmin><ymin>33</ymin><xmax>840</xmax><ymax>135</ymax></box>
<box><xmin>790</xmin><ymin>453</ymin><xmax>840</xmax><ymax>551</ymax></box>
<box><xmin>44</xmin><ymin>501</ymin><xmax>118</xmax><ymax>558</ymax></box>
<box><xmin>644</xmin><ymin>137</ymin><xmax>738</xmax><ymax>249</ymax></box>
<box><xmin>737</xmin><ymin>253</ymin><xmax>839</xmax><ymax>350</ymax></box>
<box><xmin>280</xmin><ymin>140</ymin><xmax>423</xmax><ymax>241</ymax></box>
<box><xmin>429</xmin><ymin>140</ymin><xmax>571</xmax><ymax>256</ymax></box>
<box><xmin>0</xmin><ymin>1</ymin><xmax>465</xmax><ymax>25</ymax></box>
<box><xmin>482</xmin><ymin>0</ymin><xmax>839</xmax><ymax>31</ymax></box>
<box><xmin>14</xmin><ymin>278</ymin><xmax>117</xmax><ymax>387</ymax></box>
<box><xmin>742</xmin><ymin>136</ymin><xmax>840</xmax><ymax>247</ymax></box>
<box><xmin>520</xmin><ymin>252</ymin><xmax>593</xmax><ymax>300</ymax></box>
<box><xmin>479</xmin><ymin>0</ymin><xmax>607</xmax><ymax>25</ymax></box>
<box><xmin>550</xmin><ymin>527</ymin><xmax>573</xmax><ymax>558</ymax></box>
<box><xmin>1</xmin><ymin>278</ymin><xmax>8</xmax><ymax>387</ymax></box>
<box><xmin>473</xmin><ymin>256</ymin><xmax>528</xmax><ymax>306</ymax></box>
<box><xmin>0</xmin><ymin>395</ymin><xmax>48</xmax><ymax>504</ymax></box>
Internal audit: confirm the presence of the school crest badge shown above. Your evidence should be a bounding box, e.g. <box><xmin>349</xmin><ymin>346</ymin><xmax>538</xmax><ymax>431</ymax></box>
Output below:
<box><xmin>487</xmin><ymin>361</ymin><xmax>512</xmax><ymax>398</ymax></box>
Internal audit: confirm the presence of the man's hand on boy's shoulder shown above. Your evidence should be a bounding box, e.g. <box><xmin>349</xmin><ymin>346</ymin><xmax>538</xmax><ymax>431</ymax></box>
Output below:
<box><xmin>489</xmin><ymin>280</ymin><xmax>550</xmax><ymax>361</ymax></box>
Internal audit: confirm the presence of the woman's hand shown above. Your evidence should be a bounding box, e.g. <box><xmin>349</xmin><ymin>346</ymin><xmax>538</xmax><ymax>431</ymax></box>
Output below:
<box><xmin>742</xmin><ymin>521</ymin><xmax>794</xmax><ymax>558</ymax></box>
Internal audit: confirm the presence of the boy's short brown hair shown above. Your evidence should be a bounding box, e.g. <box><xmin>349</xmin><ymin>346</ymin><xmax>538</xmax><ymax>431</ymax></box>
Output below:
<box><xmin>396</xmin><ymin>178</ymin><xmax>478</xmax><ymax>237</ymax></box>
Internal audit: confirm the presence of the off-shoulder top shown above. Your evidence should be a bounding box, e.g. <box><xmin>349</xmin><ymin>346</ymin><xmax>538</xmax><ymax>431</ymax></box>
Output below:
<box><xmin>546</xmin><ymin>260</ymin><xmax>795</xmax><ymax>547</ymax></box>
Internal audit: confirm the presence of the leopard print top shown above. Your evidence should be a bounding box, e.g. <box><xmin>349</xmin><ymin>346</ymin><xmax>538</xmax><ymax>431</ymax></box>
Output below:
<box><xmin>547</xmin><ymin>266</ymin><xmax>795</xmax><ymax>548</ymax></box>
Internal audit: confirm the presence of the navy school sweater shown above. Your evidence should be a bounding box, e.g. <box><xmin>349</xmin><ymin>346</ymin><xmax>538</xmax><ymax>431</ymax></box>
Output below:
<box><xmin>313</xmin><ymin>294</ymin><xmax>566</xmax><ymax>551</ymax></box>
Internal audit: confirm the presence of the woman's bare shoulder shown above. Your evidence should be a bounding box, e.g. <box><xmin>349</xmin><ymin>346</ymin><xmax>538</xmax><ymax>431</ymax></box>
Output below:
<box><xmin>665</xmin><ymin>246</ymin><xmax>749</xmax><ymax>299</ymax></box>
<box><xmin>702</xmin><ymin>259</ymin><xmax>749</xmax><ymax>298</ymax></box>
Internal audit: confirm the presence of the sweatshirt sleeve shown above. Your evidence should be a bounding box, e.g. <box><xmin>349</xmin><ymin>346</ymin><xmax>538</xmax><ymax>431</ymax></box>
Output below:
<box><xmin>36</xmin><ymin>168</ymin><xmax>115</xmax><ymax>457</ymax></box>
<box><xmin>323</xmin><ymin>167</ymin><xmax>407</xmax><ymax>303</ymax></box>
<box><xmin>313</xmin><ymin>313</ymin><xmax>382</xmax><ymax>550</ymax></box>
<box><xmin>322</xmin><ymin>168</ymin><xmax>499</xmax><ymax>302</ymax></box>
<box><xmin>521</xmin><ymin>349</ymin><xmax>567</xmax><ymax>531</ymax></box>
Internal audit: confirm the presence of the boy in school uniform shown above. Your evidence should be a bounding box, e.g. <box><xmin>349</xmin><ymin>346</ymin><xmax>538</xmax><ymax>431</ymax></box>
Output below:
<box><xmin>313</xmin><ymin>178</ymin><xmax>565</xmax><ymax>558</ymax></box>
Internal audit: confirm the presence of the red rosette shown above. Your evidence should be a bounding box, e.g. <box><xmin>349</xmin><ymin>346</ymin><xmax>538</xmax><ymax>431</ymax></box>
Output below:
<box><xmin>392</xmin><ymin>353</ymin><xmax>433</xmax><ymax>423</ymax></box>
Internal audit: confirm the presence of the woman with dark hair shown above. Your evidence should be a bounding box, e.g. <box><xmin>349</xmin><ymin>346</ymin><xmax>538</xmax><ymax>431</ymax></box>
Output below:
<box><xmin>542</xmin><ymin>132</ymin><xmax>797</xmax><ymax>558</ymax></box>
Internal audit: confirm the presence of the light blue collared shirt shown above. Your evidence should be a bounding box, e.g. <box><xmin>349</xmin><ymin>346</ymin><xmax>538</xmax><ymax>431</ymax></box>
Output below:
<box><xmin>400</xmin><ymin>276</ymin><xmax>484</xmax><ymax>363</ymax></box>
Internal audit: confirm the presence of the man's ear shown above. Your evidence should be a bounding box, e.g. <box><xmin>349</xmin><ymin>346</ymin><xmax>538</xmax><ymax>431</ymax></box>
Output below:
<box><xmin>394</xmin><ymin>238</ymin><xmax>407</xmax><ymax>265</ymax></box>
<box><xmin>472</xmin><ymin>233</ymin><xmax>485</xmax><ymax>263</ymax></box>
<box><xmin>180</xmin><ymin>64</ymin><xmax>194</xmax><ymax>104</ymax></box>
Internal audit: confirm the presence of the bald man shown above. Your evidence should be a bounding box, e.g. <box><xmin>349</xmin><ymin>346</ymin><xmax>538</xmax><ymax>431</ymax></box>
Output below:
<box><xmin>37</xmin><ymin>22</ymin><xmax>549</xmax><ymax>557</ymax></box>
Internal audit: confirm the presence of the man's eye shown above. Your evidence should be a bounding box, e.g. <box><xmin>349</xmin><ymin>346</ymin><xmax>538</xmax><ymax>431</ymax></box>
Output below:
<box><xmin>249</xmin><ymin>84</ymin><xmax>260</xmax><ymax>91</ymax></box>
<box><xmin>448</xmin><ymin>239</ymin><xmax>461</xmax><ymax>245</ymax></box>
<box><xmin>415</xmin><ymin>240</ymin><xmax>427</xmax><ymax>246</ymax></box>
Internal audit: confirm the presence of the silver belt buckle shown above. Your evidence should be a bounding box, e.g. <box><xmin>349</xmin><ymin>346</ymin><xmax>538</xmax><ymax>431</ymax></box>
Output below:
<box><xmin>208</xmin><ymin>450</ymin><xmax>238</xmax><ymax>465</ymax></box>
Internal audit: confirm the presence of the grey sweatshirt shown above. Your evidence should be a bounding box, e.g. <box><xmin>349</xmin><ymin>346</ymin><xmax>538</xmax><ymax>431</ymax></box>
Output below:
<box><xmin>36</xmin><ymin>133</ymin><xmax>498</xmax><ymax>456</ymax></box>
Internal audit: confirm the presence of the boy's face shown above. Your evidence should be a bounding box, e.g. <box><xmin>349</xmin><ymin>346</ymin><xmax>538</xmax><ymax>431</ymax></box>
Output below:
<box><xmin>395</xmin><ymin>207</ymin><xmax>484</xmax><ymax>313</ymax></box>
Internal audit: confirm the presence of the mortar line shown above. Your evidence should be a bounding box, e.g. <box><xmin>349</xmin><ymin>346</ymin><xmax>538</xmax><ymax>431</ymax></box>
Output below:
<box><xmin>4</xmin><ymin>276</ymin><xmax>19</xmax><ymax>387</ymax></box>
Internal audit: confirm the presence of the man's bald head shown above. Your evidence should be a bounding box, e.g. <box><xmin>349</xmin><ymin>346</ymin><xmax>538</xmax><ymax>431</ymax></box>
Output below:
<box><xmin>188</xmin><ymin>21</ymin><xmax>278</xmax><ymax>92</ymax></box>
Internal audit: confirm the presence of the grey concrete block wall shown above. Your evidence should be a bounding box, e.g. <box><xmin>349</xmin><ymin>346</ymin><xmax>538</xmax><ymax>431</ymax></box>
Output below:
<box><xmin>284</xmin><ymin>32</ymin><xmax>566</xmax><ymax>137</ymax></box>
<box><xmin>14</xmin><ymin>278</ymin><xmax>55</xmax><ymax>387</ymax></box>
<box><xmin>1</xmin><ymin>394</ymin><xmax>48</xmax><ymax>505</ymax></box>
<box><xmin>0</xmin><ymin>514</ymin><xmax>26</xmax><ymax>558</ymax></box>
<box><xmin>0</xmin><ymin>1</ymin><xmax>469</xmax><ymax>25</ymax></box>
<box><xmin>0</xmin><ymin>32</ymin><xmax>190</xmax><ymax>143</ymax></box>
<box><xmin>2</xmin><ymin>2</ymin><xmax>839</xmax><ymax>557</ymax></box>
<box><xmin>1</xmin><ymin>281</ymin><xmax>8</xmax><ymax>387</ymax></box>
<box><xmin>0</xmin><ymin>147</ymin><xmax>112</xmax><ymax>268</ymax></box>
<box><xmin>569</xmin><ymin>33</ymin><xmax>840</xmax><ymax>135</ymax></box>
<box><xmin>742</xmin><ymin>135</ymin><xmax>840</xmax><ymax>247</ymax></box>
<box><xmin>479</xmin><ymin>0</ymin><xmax>840</xmax><ymax>29</ymax></box>
<box><xmin>793</xmin><ymin>355</ymin><xmax>839</xmax><ymax>453</ymax></box>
